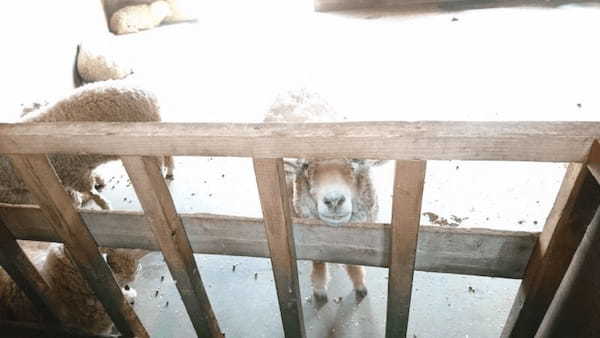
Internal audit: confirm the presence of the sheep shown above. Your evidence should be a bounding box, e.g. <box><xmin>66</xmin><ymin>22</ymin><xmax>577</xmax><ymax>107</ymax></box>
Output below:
<box><xmin>109</xmin><ymin>1</ymin><xmax>172</xmax><ymax>35</ymax></box>
<box><xmin>0</xmin><ymin>241</ymin><xmax>148</xmax><ymax>335</ymax></box>
<box><xmin>265</xmin><ymin>89</ymin><xmax>386</xmax><ymax>302</ymax></box>
<box><xmin>76</xmin><ymin>42</ymin><xmax>134</xmax><ymax>83</ymax></box>
<box><xmin>1</xmin><ymin>80</ymin><xmax>175</xmax><ymax>210</ymax></box>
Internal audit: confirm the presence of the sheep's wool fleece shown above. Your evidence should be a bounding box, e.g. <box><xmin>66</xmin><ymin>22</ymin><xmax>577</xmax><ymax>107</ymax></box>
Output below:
<box><xmin>77</xmin><ymin>42</ymin><xmax>133</xmax><ymax>82</ymax></box>
<box><xmin>110</xmin><ymin>1</ymin><xmax>171</xmax><ymax>35</ymax></box>
<box><xmin>104</xmin><ymin>0</ymin><xmax>197</xmax><ymax>24</ymax></box>
<box><xmin>21</xmin><ymin>80</ymin><xmax>161</xmax><ymax>123</ymax></box>
<box><xmin>264</xmin><ymin>89</ymin><xmax>341</xmax><ymax>123</ymax></box>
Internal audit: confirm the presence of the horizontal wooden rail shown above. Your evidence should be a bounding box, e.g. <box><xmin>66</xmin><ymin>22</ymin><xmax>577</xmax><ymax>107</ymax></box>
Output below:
<box><xmin>0</xmin><ymin>204</ymin><xmax>537</xmax><ymax>279</ymax></box>
<box><xmin>1</xmin><ymin>121</ymin><xmax>599</xmax><ymax>162</ymax></box>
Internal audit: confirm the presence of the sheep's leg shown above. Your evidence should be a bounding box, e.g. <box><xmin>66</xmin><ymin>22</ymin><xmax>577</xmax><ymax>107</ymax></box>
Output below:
<box><xmin>163</xmin><ymin>156</ymin><xmax>175</xmax><ymax>180</ymax></box>
<box><xmin>81</xmin><ymin>191</ymin><xmax>111</xmax><ymax>210</ymax></box>
<box><xmin>311</xmin><ymin>261</ymin><xmax>329</xmax><ymax>302</ymax></box>
<box><xmin>344</xmin><ymin>264</ymin><xmax>368</xmax><ymax>299</ymax></box>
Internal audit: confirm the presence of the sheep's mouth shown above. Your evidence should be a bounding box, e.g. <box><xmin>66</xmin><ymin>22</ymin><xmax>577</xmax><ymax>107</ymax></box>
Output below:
<box><xmin>319</xmin><ymin>213</ymin><xmax>351</xmax><ymax>226</ymax></box>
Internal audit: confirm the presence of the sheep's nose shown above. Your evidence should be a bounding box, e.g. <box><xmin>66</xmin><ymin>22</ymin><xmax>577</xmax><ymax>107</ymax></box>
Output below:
<box><xmin>323</xmin><ymin>193</ymin><xmax>346</xmax><ymax>209</ymax></box>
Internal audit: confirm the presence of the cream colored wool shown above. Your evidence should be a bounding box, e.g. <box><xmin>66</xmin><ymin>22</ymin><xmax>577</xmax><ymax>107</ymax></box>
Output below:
<box><xmin>77</xmin><ymin>42</ymin><xmax>133</xmax><ymax>82</ymax></box>
<box><xmin>264</xmin><ymin>88</ymin><xmax>340</xmax><ymax>123</ymax></box>
<box><xmin>110</xmin><ymin>1</ymin><xmax>171</xmax><ymax>35</ymax></box>
<box><xmin>0</xmin><ymin>242</ymin><xmax>147</xmax><ymax>335</ymax></box>
<box><xmin>0</xmin><ymin>80</ymin><xmax>174</xmax><ymax>209</ymax></box>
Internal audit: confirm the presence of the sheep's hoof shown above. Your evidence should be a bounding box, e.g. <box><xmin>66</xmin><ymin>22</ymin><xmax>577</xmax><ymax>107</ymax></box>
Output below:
<box><xmin>355</xmin><ymin>286</ymin><xmax>368</xmax><ymax>300</ymax></box>
<box><xmin>313</xmin><ymin>289</ymin><xmax>328</xmax><ymax>303</ymax></box>
<box><xmin>165</xmin><ymin>174</ymin><xmax>174</xmax><ymax>180</ymax></box>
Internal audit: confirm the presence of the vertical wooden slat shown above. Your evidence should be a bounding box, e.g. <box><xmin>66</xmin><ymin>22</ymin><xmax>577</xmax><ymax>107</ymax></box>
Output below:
<box><xmin>253</xmin><ymin>158</ymin><xmax>305</xmax><ymax>338</ymax></box>
<box><xmin>0</xmin><ymin>218</ymin><xmax>63</xmax><ymax>323</ymax></box>
<box><xmin>7</xmin><ymin>154</ymin><xmax>148</xmax><ymax>338</ymax></box>
<box><xmin>535</xmin><ymin>203</ymin><xmax>600</xmax><ymax>337</ymax></box>
<box><xmin>385</xmin><ymin>160</ymin><xmax>426</xmax><ymax>338</ymax></box>
<box><xmin>121</xmin><ymin>156</ymin><xmax>222</xmax><ymax>338</ymax></box>
<box><xmin>501</xmin><ymin>162</ymin><xmax>600</xmax><ymax>337</ymax></box>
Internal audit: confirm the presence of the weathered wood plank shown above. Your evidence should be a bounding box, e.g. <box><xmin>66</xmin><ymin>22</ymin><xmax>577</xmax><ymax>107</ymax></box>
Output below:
<box><xmin>386</xmin><ymin>160</ymin><xmax>426</xmax><ymax>337</ymax></box>
<box><xmin>6</xmin><ymin>155</ymin><xmax>148</xmax><ymax>338</ymax></box>
<box><xmin>0</xmin><ymin>218</ymin><xmax>63</xmax><ymax>323</ymax></box>
<box><xmin>0</xmin><ymin>203</ymin><xmax>537</xmax><ymax>279</ymax></box>
<box><xmin>1</xmin><ymin>121</ymin><xmax>599</xmax><ymax>162</ymax></box>
<box><xmin>501</xmin><ymin>163</ymin><xmax>600</xmax><ymax>338</ymax></box>
<box><xmin>121</xmin><ymin>156</ymin><xmax>222</xmax><ymax>338</ymax></box>
<box><xmin>313</xmin><ymin>0</ymin><xmax>587</xmax><ymax>11</ymax></box>
<box><xmin>0</xmin><ymin>320</ymin><xmax>119</xmax><ymax>338</ymax></box>
<box><xmin>253</xmin><ymin>158</ymin><xmax>305</xmax><ymax>338</ymax></box>
<box><xmin>535</xmin><ymin>204</ymin><xmax>600</xmax><ymax>337</ymax></box>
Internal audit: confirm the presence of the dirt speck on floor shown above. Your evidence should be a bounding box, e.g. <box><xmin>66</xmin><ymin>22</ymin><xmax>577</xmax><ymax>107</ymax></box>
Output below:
<box><xmin>423</xmin><ymin>212</ymin><xmax>467</xmax><ymax>227</ymax></box>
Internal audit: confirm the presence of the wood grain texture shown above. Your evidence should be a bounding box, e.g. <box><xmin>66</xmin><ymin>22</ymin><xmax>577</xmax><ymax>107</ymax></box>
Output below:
<box><xmin>535</xmin><ymin>204</ymin><xmax>600</xmax><ymax>338</ymax></box>
<box><xmin>1</xmin><ymin>121</ymin><xmax>599</xmax><ymax>162</ymax></box>
<box><xmin>253</xmin><ymin>158</ymin><xmax>305</xmax><ymax>338</ymax></box>
<box><xmin>0</xmin><ymin>218</ymin><xmax>63</xmax><ymax>323</ymax></box>
<box><xmin>121</xmin><ymin>156</ymin><xmax>222</xmax><ymax>338</ymax></box>
<box><xmin>386</xmin><ymin>161</ymin><xmax>426</xmax><ymax>338</ymax></box>
<box><xmin>501</xmin><ymin>163</ymin><xmax>600</xmax><ymax>338</ymax></box>
<box><xmin>6</xmin><ymin>155</ymin><xmax>148</xmax><ymax>338</ymax></box>
<box><xmin>0</xmin><ymin>204</ymin><xmax>537</xmax><ymax>279</ymax></box>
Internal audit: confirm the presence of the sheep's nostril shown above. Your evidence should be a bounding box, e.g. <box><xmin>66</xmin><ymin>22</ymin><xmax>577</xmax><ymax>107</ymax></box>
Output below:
<box><xmin>323</xmin><ymin>193</ymin><xmax>345</xmax><ymax>209</ymax></box>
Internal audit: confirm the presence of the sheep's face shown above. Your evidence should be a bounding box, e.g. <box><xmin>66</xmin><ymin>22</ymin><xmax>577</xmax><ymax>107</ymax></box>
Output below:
<box><xmin>289</xmin><ymin>159</ymin><xmax>367</xmax><ymax>226</ymax></box>
<box><xmin>104</xmin><ymin>248</ymin><xmax>149</xmax><ymax>286</ymax></box>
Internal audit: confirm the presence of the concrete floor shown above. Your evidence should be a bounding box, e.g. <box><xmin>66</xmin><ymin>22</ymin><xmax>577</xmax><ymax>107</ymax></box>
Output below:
<box><xmin>6</xmin><ymin>0</ymin><xmax>600</xmax><ymax>336</ymax></box>
<box><xmin>130</xmin><ymin>253</ymin><xmax>519</xmax><ymax>338</ymax></box>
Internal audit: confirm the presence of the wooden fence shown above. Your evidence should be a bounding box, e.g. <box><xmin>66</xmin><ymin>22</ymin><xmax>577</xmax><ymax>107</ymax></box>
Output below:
<box><xmin>0</xmin><ymin>121</ymin><xmax>599</xmax><ymax>337</ymax></box>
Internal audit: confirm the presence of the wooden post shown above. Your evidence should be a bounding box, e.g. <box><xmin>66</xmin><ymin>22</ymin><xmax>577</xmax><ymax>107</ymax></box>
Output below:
<box><xmin>121</xmin><ymin>156</ymin><xmax>222</xmax><ymax>338</ymax></box>
<box><xmin>501</xmin><ymin>163</ymin><xmax>600</xmax><ymax>337</ymax></box>
<box><xmin>253</xmin><ymin>158</ymin><xmax>305</xmax><ymax>338</ymax></box>
<box><xmin>385</xmin><ymin>160</ymin><xmax>426</xmax><ymax>338</ymax></box>
<box><xmin>0</xmin><ymin>218</ymin><xmax>63</xmax><ymax>323</ymax></box>
<box><xmin>7</xmin><ymin>155</ymin><xmax>148</xmax><ymax>338</ymax></box>
<box><xmin>535</xmin><ymin>202</ymin><xmax>600</xmax><ymax>337</ymax></box>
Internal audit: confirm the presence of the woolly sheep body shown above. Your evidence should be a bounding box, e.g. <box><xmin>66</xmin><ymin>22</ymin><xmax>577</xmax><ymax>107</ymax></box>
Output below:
<box><xmin>110</xmin><ymin>1</ymin><xmax>172</xmax><ymax>35</ymax></box>
<box><xmin>77</xmin><ymin>42</ymin><xmax>133</xmax><ymax>83</ymax></box>
<box><xmin>0</xmin><ymin>80</ymin><xmax>174</xmax><ymax>209</ymax></box>
<box><xmin>0</xmin><ymin>242</ymin><xmax>147</xmax><ymax>334</ymax></box>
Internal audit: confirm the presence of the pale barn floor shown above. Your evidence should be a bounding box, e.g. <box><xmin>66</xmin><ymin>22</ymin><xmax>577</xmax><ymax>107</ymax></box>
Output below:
<box><xmin>5</xmin><ymin>1</ymin><xmax>600</xmax><ymax>337</ymax></box>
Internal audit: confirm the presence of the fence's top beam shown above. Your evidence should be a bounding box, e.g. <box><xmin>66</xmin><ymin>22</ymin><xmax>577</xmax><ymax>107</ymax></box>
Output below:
<box><xmin>0</xmin><ymin>121</ymin><xmax>599</xmax><ymax>162</ymax></box>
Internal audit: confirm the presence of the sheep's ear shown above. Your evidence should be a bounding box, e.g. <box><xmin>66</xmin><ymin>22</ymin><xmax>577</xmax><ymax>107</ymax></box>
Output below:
<box><xmin>283</xmin><ymin>158</ymin><xmax>307</xmax><ymax>176</ymax></box>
